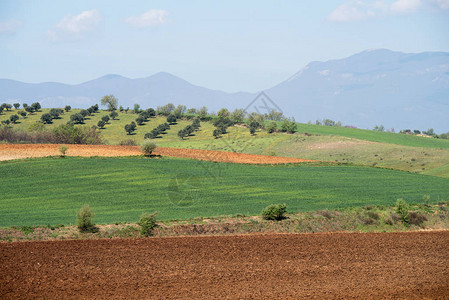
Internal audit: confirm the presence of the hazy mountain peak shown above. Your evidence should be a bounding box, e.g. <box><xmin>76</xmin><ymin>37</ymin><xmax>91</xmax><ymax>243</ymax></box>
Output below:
<box><xmin>0</xmin><ymin>49</ymin><xmax>447</xmax><ymax>132</ymax></box>
<box><xmin>100</xmin><ymin>74</ymin><xmax>127</xmax><ymax>80</ymax></box>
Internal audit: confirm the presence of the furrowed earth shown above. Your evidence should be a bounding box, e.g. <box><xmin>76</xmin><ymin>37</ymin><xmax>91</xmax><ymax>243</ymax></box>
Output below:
<box><xmin>1</xmin><ymin>126</ymin><xmax>448</xmax><ymax>299</ymax></box>
<box><xmin>1</xmin><ymin>231</ymin><xmax>448</xmax><ymax>299</ymax></box>
<box><xmin>0</xmin><ymin>144</ymin><xmax>312</xmax><ymax>164</ymax></box>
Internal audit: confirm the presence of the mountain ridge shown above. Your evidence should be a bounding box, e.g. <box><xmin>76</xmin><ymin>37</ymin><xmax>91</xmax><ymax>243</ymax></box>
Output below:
<box><xmin>1</xmin><ymin>49</ymin><xmax>448</xmax><ymax>132</ymax></box>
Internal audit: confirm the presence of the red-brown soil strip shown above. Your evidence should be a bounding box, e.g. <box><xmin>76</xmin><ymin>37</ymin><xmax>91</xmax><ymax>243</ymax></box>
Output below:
<box><xmin>1</xmin><ymin>231</ymin><xmax>448</xmax><ymax>299</ymax></box>
<box><xmin>0</xmin><ymin>144</ymin><xmax>314</xmax><ymax>164</ymax></box>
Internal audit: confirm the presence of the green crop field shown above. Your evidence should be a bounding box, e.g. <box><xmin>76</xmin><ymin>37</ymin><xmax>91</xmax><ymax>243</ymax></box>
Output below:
<box><xmin>295</xmin><ymin>123</ymin><xmax>449</xmax><ymax>149</ymax></box>
<box><xmin>1</xmin><ymin>157</ymin><xmax>448</xmax><ymax>227</ymax></box>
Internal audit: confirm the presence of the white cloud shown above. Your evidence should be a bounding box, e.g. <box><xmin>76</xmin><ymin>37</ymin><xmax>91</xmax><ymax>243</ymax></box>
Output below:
<box><xmin>327</xmin><ymin>0</ymin><xmax>447</xmax><ymax>22</ymax></box>
<box><xmin>0</xmin><ymin>19</ymin><xmax>23</xmax><ymax>35</ymax></box>
<box><xmin>125</xmin><ymin>9</ymin><xmax>168</xmax><ymax>28</ymax></box>
<box><xmin>390</xmin><ymin>0</ymin><xmax>421</xmax><ymax>14</ymax></box>
<box><xmin>429</xmin><ymin>0</ymin><xmax>449</xmax><ymax>9</ymax></box>
<box><xmin>48</xmin><ymin>10</ymin><xmax>100</xmax><ymax>41</ymax></box>
<box><xmin>327</xmin><ymin>1</ymin><xmax>388</xmax><ymax>22</ymax></box>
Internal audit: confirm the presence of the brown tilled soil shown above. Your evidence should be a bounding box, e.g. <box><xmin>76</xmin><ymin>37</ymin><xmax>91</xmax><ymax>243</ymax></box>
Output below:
<box><xmin>0</xmin><ymin>144</ymin><xmax>313</xmax><ymax>164</ymax></box>
<box><xmin>1</xmin><ymin>232</ymin><xmax>449</xmax><ymax>299</ymax></box>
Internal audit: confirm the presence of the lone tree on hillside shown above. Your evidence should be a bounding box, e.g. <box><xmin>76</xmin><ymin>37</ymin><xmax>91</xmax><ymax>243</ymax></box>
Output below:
<box><xmin>64</xmin><ymin>105</ymin><xmax>71</xmax><ymax>112</ymax></box>
<box><xmin>25</xmin><ymin>106</ymin><xmax>34</xmax><ymax>114</ymax></box>
<box><xmin>97</xmin><ymin>120</ymin><xmax>106</xmax><ymax>129</ymax></box>
<box><xmin>249</xmin><ymin>121</ymin><xmax>259</xmax><ymax>135</ymax></box>
<box><xmin>110</xmin><ymin>111</ymin><xmax>118</xmax><ymax>120</ymax></box>
<box><xmin>100</xmin><ymin>94</ymin><xmax>118</xmax><ymax>111</ymax></box>
<box><xmin>2</xmin><ymin>103</ymin><xmax>12</xmax><ymax>111</ymax></box>
<box><xmin>70</xmin><ymin>113</ymin><xmax>85</xmax><ymax>124</ymax></box>
<box><xmin>125</xmin><ymin>122</ymin><xmax>137</xmax><ymax>135</ymax></box>
<box><xmin>167</xmin><ymin>114</ymin><xmax>177</xmax><ymax>125</ymax></box>
<box><xmin>31</xmin><ymin>102</ymin><xmax>41</xmax><ymax>112</ymax></box>
<box><xmin>49</xmin><ymin>108</ymin><xmax>63</xmax><ymax>119</ymax></box>
<box><xmin>40</xmin><ymin>113</ymin><xmax>52</xmax><ymax>124</ymax></box>
<box><xmin>101</xmin><ymin>115</ymin><xmax>110</xmax><ymax>124</ymax></box>
<box><xmin>178</xmin><ymin>129</ymin><xmax>187</xmax><ymax>139</ymax></box>
<box><xmin>9</xmin><ymin>114</ymin><xmax>19</xmax><ymax>124</ymax></box>
<box><xmin>13</xmin><ymin>103</ymin><xmax>20</xmax><ymax>109</ymax></box>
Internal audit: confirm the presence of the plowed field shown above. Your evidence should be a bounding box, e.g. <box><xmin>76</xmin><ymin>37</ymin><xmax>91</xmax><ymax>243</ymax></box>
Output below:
<box><xmin>1</xmin><ymin>232</ymin><xmax>448</xmax><ymax>299</ymax></box>
<box><xmin>0</xmin><ymin>144</ymin><xmax>313</xmax><ymax>164</ymax></box>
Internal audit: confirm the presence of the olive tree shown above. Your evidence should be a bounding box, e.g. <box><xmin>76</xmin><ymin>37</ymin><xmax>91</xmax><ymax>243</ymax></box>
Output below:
<box><xmin>40</xmin><ymin>113</ymin><xmax>53</xmax><ymax>124</ymax></box>
<box><xmin>9</xmin><ymin>114</ymin><xmax>19</xmax><ymax>124</ymax></box>
<box><xmin>100</xmin><ymin>94</ymin><xmax>118</xmax><ymax>111</ymax></box>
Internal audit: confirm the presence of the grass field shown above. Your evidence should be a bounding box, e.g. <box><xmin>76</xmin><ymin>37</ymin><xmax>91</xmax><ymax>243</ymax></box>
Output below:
<box><xmin>1</xmin><ymin>156</ymin><xmax>448</xmax><ymax>227</ymax></box>
<box><xmin>294</xmin><ymin>123</ymin><xmax>449</xmax><ymax>149</ymax></box>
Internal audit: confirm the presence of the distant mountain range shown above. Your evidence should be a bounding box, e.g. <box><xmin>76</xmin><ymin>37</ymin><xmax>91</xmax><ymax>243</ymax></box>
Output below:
<box><xmin>1</xmin><ymin>49</ymin><xmax>448</xmax><ymax>132</ymax></box>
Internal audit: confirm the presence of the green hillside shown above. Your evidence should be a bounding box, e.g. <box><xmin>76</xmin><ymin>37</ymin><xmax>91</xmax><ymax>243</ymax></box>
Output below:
<box><xmin>1</xmin><ymin>108</ymin><xmax>448</xmax><ymax>148</ymax></box>
<box><xmin>1</xmin><ymin>108</ymin><xmax>448</xmax><ymax>177</ymax></box>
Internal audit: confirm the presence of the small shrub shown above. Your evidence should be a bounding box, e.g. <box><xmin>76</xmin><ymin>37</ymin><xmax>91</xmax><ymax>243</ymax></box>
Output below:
<box><xmin>360</xmin><ymin>216</ymin><xmax>375</xmax><ymax>225</ymax></box>
<box><xmin>119</xmin><ymin>139</ymin><xmax>137</xmax><ymax>146</ymax></box>
<box><xmin>266</xmin><ymin>121</ymin><xmax>277</xmax><ymax>133</ymax></box>
<box><xmin>408</xmin><ymin>212</ymin><xmax>427</xmax><ymax>227</ymax></box>
<box><xmin>213</xmin><ymin>129</ymin><xmax>221</xmax><ymax>139</ymax></box>
<box><xmin>59</xmin><ymin>145</ymin><xmax>69</xmax><ymax>157</ymax></box>
<box><xmin>317</xmin><ymin>209</ymin><xmax>333</xmax><ymax>219</ymax></box>
<box><xmin>76</xmin><ymin>205</ymin><xmax>96</xmax><ymax>232</ymax></box>
<box><xmin>395</xmin><ymin>198</ymin><xmax>409</xmax><ymax>224</ymax></box>
<box><xmin>366</xmin><ymin>211</ymin><xmax>380</xmax><ymax>220</ymax></box>
<box><xmin>141</xmin><ymin>140</ymin><xmax>157</xmax><ymax>156</ymax></box>
<box><xmin>262</xmin><ymin>204</ymin><xmax>287</xmax><ymax>220</ymax></box>
<box><xmin>138</xmin><ymin>212</ymin><xmax>158</xmax><ymax>237</ymax></box>
<box><xmin>385</xmin><ymin>216</ymin><xmax>395</xmax><ymax>225</ymax></box>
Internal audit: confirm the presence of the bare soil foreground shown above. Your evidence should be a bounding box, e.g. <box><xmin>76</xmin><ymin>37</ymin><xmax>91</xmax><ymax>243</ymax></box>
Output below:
<box><xmin>0</xmin><ymin>144</ymin><xmax>313</xmax><ymax>164</ymax></box>
<box><xmin>1</xmin><ymin>232</ymin><xmax>448</xmax><ymax>299</ymax></box>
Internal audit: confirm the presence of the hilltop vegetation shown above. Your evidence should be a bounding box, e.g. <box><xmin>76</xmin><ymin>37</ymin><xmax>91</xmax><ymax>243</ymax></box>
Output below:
<box><xmin>1</xmin><ymin>103</ymin><xmax>448</xmax><ymax>177</ymax></box>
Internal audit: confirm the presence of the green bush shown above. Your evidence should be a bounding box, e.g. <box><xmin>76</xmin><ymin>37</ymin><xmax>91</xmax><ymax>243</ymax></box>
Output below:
<box><xmin>141</xmin><ymin>140</ymin><xmax>157</xmax><ymax>156</ymax></box>
<box><xmin>262</xmin><ymin>204</ymin><xmax>287</xmax><ymax>220</ymax></box>
<box><xmin>76</xmin><ymin>205</ymin><xmax>96</xmax><ymax>232</ymax></box>
<box><xmin>266</xmin><ymin>121</ymin><xmax>277</xmax><ymax>133</ymax></box>
<box><xmin>59</xmin><ymin>145</ymin><xmax>69</xmax><ymax>157</ymax></box>
<box><xmin>396</xmin><ymin>198</ymin><xmax>409</xmax><ymax>224</ymax></box>
<box><xmin>138</xmin><ymin>212</ymin><xmax>158</xmax><ymax>237</ymax></box>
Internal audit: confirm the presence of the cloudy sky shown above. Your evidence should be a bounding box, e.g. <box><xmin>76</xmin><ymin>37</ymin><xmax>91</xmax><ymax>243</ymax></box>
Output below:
<box><xmin>1</xmin><ymin>0</ymin><xmax>448</xmax><ymax>92</ymax></box>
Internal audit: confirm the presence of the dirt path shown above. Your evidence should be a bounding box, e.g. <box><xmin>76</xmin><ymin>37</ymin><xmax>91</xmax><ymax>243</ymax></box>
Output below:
<box><xmin>0</xmin><ymin>144</ymin><xmax>314</xmax><ymax>164</ymax></box>
<box><xmin>1</xmin><ymin>232</ymin><xmax>448</xmax><ymax>299</ymax></box>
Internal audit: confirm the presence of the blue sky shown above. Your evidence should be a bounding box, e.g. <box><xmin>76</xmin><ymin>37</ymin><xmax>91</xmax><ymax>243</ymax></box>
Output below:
<box><xmin>1</xmin><ymin>0</ymin><xmax>448</xmax><ymax>92</ymax></box>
